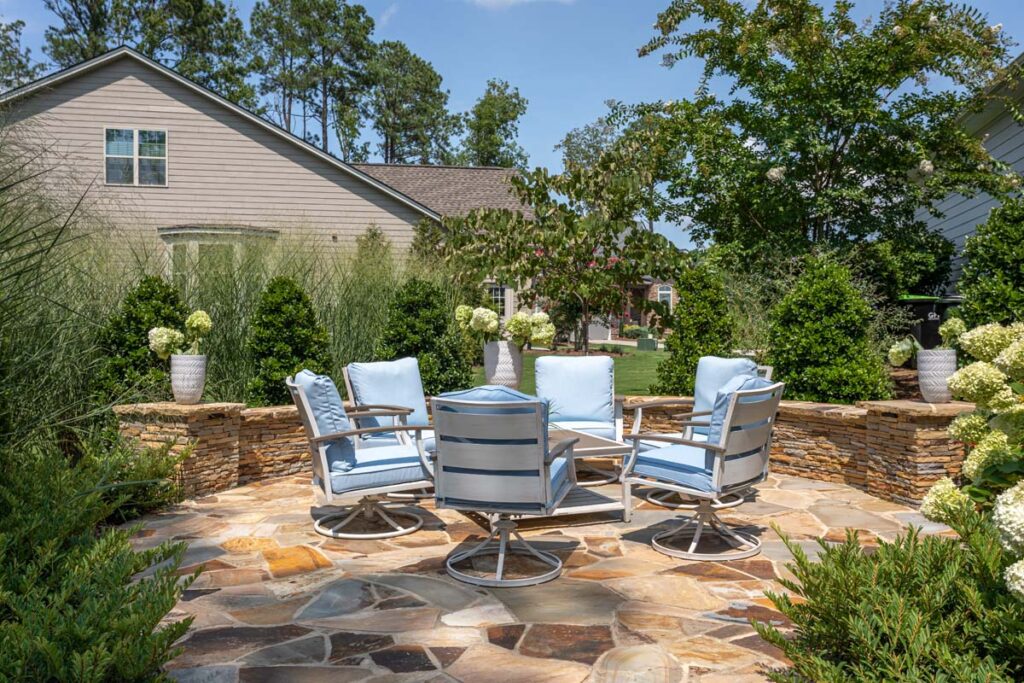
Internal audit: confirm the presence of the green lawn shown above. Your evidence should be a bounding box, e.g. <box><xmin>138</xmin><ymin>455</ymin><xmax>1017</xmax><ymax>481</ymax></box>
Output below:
<box><xmin>472</xmin><ymin>344</ymin><xmax>665</xmax><ymax>396</ymax></box>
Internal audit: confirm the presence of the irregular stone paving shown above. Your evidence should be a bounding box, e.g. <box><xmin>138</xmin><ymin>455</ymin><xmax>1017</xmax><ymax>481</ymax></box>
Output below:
<box><xmin>134</xmin><ymin>473</ymin><xmax>952</xmax><ymax>682</ymax></box>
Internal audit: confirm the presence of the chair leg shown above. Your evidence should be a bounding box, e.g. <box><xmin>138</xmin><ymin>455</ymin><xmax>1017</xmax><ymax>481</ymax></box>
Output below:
<box><xmin>445</xmin><ymin>517</ymin><xmax>563</xmax><ymax>587</ymax></box>
<box><xmin>622</xmin><ymin>479</ymin><xmax>632</xmax><ymax>523</ymax></box>
<box><xmin>651</xmin><ymin>499</ymin><xmax>761</xmax><ymax>561</ymax></box>
<box><xmin>314</xmin><ymin>496</ymin><xmax>423</xmax><ymax>540</ymax></box>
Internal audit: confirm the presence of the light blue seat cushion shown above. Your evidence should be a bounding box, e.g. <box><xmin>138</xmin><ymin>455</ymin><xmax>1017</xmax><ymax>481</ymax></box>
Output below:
<box><xmin>347</xmin><ymin>357</ymin><xmax>430</xmax><ymax>428</ymax></box>
<box><xmin>324</xmin><ymin>443</ymin><xmax>430</xmax><ymax>495</ymax></box>
<box><xmin>550</xmin><ymin>420</ymin><xmax>616</xmax><ymax>440</ymax></box>
<box><xmin>692</xmin><ymin>356</ymin><xmax>758</xmax><ymax>436</ymax></box>
<box><xmin>535</xmin><ymin>356</ymin><xmax>614</xmax><ymax>432</ymax></box>
<box><xmin>293</xmin><ymin>369</ymin><xmax>356</xmax><ymax>473</ymax></box>
<box><xmin>633</xmin><ymin>442</ymin><xmax>714</xmax><ymax>492</ymax></box>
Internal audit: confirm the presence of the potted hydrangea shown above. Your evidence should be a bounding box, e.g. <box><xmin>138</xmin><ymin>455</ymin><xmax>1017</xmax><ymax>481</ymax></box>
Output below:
<box><xmin>455</xmin><ymin>305</ymin><xmax>555</xmax><ymax>388</ymax></box>
<box><xmin>887</xmin><ymin>317</ymin><xmax>964</xmax><ymax>403</ymax></box>
<box><xmin>149</xmin><ymin>310</ymin><xmax>213</xmax><ymax>404</ymax></box>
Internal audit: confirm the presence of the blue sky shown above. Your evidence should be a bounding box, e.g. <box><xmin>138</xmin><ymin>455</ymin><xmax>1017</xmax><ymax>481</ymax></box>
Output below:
<box><xmin>4</xmin><ymin>0</ymin><xmax>1024</xmax><ymax>244</ymax></box>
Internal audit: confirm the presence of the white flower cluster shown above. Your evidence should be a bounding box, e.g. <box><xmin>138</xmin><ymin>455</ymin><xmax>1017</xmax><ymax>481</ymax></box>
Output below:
<box><xmin>887</xmin><ymin>337</ymin><xmax>918</xmax><ymax>367</ymax></box>
<box><xmin>186</xmin><ymin>310</ymin><xmax>213</xmax><ymax>337</ymax></box>
<box><xmin>530</xmin><ymin>311</ymin><xmax>556</xmax><ymax>348</ymax></box>
<box><xmin>469</xmin><ymin>307</ymin><xmax>500</xmax><ymax>335</ymax></box>
<box><xmin>994</xmin><ymin>481</ymin><xmax>1024</xmax><ymax>556</ymax></box>
<box><xmin>918</xmin><ymin>159</ymin><xmax>934</xmax><ymax>176</ymax></box>
<box><xmin>959</xmin><ymin>323</ymin><xmax>1016</xmax><ymax>362</ymax></box>
<box><xmin>995</xmin><ymin>339</ymin><xmax>1024</xmax><ymax>383</ymax></box>
<box><xmin>948</xmin><ymin>362</ymin><xmax>1015</xmax><ymax>412</ymax></box>
<box><xmin>766</xmin><ymin>166</ymin><xmax>786</xmax><ymax>183</ymax></box>
<box><xmin>939</xmin><ymin>317</ymin><xmax>966</xmax><ymax>347</ymax></box>
<box><xmin>962</xmin><ymin>430</ymin><xmax>1014</xmax><ymax>480</ymax></box>
<box><xmin>148</xmin><ymin>326</ymin><xmax>185</xmax><ymax>360</ymax></box>
<box><xmin>947</xmin><ymin>412</ymin><xmax>990</xmax><ymax>445</ymax></box>
<box><xmin>1005</xmin><ymin>560</ymin><xmax>1024</xmax><ymax>601</ymax></box>
<box><xmin>919</xmin><ymin>477</ymin><xmax>972</xmax><ymax>525</ymax></box>
<box><xmin>454</xmin><ymin>304</ymin><xmax>473</xmax><ymax>327</ymax></box>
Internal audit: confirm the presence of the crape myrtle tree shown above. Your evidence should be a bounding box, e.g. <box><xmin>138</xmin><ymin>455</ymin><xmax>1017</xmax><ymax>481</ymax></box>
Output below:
<box><xmin>631</xmin><ymin>0</ymin><xmax>1023</xmax><ymax>295</ymax></box>
<box><xmin>443</xmin><ymin>140</ymin><xmax>680</xmax><ymax>355</ymax></box>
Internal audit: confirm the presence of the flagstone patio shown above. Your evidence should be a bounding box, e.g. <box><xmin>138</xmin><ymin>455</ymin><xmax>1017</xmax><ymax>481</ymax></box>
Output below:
<box><xmin>142</xmin><ymin>473</ymin><xmax>950</xmax><ymax>683</ymax></box>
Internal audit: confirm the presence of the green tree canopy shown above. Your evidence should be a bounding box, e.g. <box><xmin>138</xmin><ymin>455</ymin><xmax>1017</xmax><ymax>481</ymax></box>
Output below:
<box><xmin>368</xmin><ymin>40</ymin><xmax>462</xmax><ymax>164</ymax></box>
<box><xmin>44</xmin><ymin>0</ymin><xmax>256</xmax><ymax>108</ymax></box>
<box><xmin>0</xmin><ymin>20</ymin><xmax>45</xmax><ymax>91</ymax></box>
<box><xmin>959</xmin><ymin>195</ymin><xmax>1024</xmax><ymax>326</ymax></box>
<box><xmin>554</xmin><ymin>101</ymin><xmax>624</xmax><ymax>171</ymax></box>
<box><xmin>633</xmin><ymin>0</ymin><xmax>1021</xmax><ymax>266</ymax></box>
<box><xmin>460</xmin><ymin>78</ymin><xmax>529</xmax><ymax>168</ymax></box>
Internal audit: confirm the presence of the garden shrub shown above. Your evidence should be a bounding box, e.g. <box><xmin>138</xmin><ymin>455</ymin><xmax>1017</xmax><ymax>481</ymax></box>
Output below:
<box><xmin>376</xmin><ymin>277</ymin><xmax>472</xmax><ymax>395</ymax></box>
<box><xmin>247</xmin><ymin>276</ymin><xmax>331</xmax><ymax>406</ymax></box>
<box><xmin>652</xmin><ymin>263</ymin><xmax>733</xmax><ymax>395</ymax></box>
<box><xmin>756</xmin><ymin>521</ymin><xmax>1024</xmax><ymax>682</ymax></box>
<box><xmin>767</xmin><ymin>256</ymin><xmax>891</xmax><ymax>403</ymax></box>
<box><xmin>0</xmin><ymin>435</ymin><xmax>193</xmax><ymax>681</ymax></box>
<box><xmin>95</xmin><ymin>275</ymin><xmax>187</xmax><ymax>403</ymax></box>
<box><xmin>622</xmin><ymin>325</ymin><xmax>649</xmax><ymax>339</ymax></box>
<box><xmin>960</xmin><ymin>197</ymin><xmax>1024</xmax><ymax>326</ymax></box>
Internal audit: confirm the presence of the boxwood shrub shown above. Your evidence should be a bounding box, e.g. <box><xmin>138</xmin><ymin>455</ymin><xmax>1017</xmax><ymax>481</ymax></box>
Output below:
<box><xmin>960</xmin><ymin>197</ymin><xmax>1024</xmax><ymax>326</ymax></box>
<box><xmin>767</xmin><ymin>256</ymin><xmax>891</xmax><ymax>403</ymax></box>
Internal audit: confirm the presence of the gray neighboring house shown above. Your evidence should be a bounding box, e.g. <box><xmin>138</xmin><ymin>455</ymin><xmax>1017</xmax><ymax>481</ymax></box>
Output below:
<box><xmin>922</xmin><ymin>53</ymin><xmax>1024</xmax><ymax>291</ymax></box>
<box><xmin>0</xmin><ymin>46</ymin><xmax>527</xmax><ymax>292</ymax></box>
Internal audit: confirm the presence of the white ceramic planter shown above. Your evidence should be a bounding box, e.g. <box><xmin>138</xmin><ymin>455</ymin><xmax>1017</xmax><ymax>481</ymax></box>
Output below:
<box><xmin>917</xmin><ymin>348</ymin><xmax>956</xmax><ymax>404</ymax></box>
<box><xmin>171</xmin><ymin>354</ymin><xmax>207</xmax><ymax>405</ymax></box>
<box><xmin>483</xmin><ymin>340</ymin><xmax>523</xmax><ymax>389</ymax></box>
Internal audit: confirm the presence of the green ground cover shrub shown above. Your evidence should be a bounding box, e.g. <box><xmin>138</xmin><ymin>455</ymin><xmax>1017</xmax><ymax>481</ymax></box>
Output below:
<box><xmin>0</xmin><ymin>434</ymin><xmax>192</xmax><ymax>681</ymax></box>
<box><xmin>621</xmin><ymin>324</ymin><xmax>649</xmax><ymax>339</ymax></box>
<box><xmin>377</xmin><ymin>277</ymin><xmax>472</xmax><ymax>395</ymax></box>
<box><xmin>247</xmin><ymin>276</ymin><xmax>331</xmax><ymax>406</ymax></box>
<box><xmin>959</xmin><ymin>197</ymin><xmax>1024</xmax><ymax>326</ymax></box>
<box><xmin>95</xmin><ymin>275</ymin><xmax>188</xmax><ymax>404</ymax></box>
<box><xmin>767</xmin><ymin>256</ymin><xmax>891</xmax><ymax>403</ymax></box>
<box><xmin>652</xmin><ymin>263</ymin><xmax>733</xmax><ymax>395</ymax></box>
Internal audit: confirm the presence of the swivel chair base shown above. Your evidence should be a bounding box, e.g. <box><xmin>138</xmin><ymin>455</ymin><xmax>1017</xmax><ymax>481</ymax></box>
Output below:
<box><xmin>314</xmin><ymin>495</ymin><xmax>423</xmax><ymax>539</ymax></box>
<box><xmin>446</xmin><ymin>517</ymin><xmax>562</xmax><ymax>587</ymax></box>
<box><xmin>652</xmin><ymin>500</ymin><xmax>761</xmax><ymax>561</ymax></box>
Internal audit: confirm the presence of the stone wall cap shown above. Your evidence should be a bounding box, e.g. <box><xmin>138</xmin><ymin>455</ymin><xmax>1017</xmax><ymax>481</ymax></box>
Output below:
<box><xmin>113</xmin><ymin>402</ymin><xmax>246</xmax><ymax>418</ymax></box>
<box><xmin>856</xmin><ymin>400</ymin><xmax>975</xmax><ymax>417</ymax></box>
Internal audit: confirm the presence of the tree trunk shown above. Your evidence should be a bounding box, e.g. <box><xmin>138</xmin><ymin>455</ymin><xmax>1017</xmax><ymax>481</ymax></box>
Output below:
<box><xmin>580</xmin><ymin>299</ymin><xmax>590</xmax><ymax>356</ymax></box>
<box><xmin>321</xmin><ymin>80</ymin><xmax>329</xmax><ymax>152</ymax></box>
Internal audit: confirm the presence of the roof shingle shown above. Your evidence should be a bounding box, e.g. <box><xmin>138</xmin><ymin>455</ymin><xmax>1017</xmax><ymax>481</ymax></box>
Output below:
<box><xmin>351</xmin><ymin>163</ymin><xmax>533</xmax><ymax>219</ymax></box>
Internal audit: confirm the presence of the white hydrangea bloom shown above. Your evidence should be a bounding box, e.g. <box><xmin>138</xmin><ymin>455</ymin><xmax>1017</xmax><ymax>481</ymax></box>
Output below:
<box><xmin>962</xmin><ymin>431</ymin><xmax>1014</xmax><ymax>480</ymax></box>
<box><xmin>960</xmin><ymin>323</ymin><xmax>1015</xmax><ymax>362</ymax></box>
<box><xmin>948</xmin><ymin>362</ymin><xmax>1011</xmax><ymax>411</ymax></box>
<box><xmin>532</xmin><ymin>322</ymin><xmax>556</xmax><ymax>348</ymax></box>
<box><xmin>185</xmin><ymin>310</ymin><xmax>212</xmax><ymax>337</ymax></box>
<box><xmin>994</xmin><ymin>481</ymin><xmax>1024</xmax><ymax>556</ymax></box>
<box><xmin>939</xmin><ymin>317</ymin><xmax>966</xmax><ymax>347</ymax></box>
<box><xmin>948</xmin><ymin>412</ymin><xmax>990</xmax><ymax>445</ymax></box>
<box><xmin>469</xmin><ymin>307</ymin><xmax>499</xmax><ymax>335</ymax></box>
<box><xmin>918</xmin><ymin>159</ymin><xmax>934</xmax><ymax>175</ymax></box>
<box><xmin>888</xmin><ymin>342</ymin><xmax>913</xmax><ymax>367</ymax></box>
<box><xmin>530</xmin><ymin>311</ymin><xmax>550</xmax><ymax>325</ymax></box>
<box><xmin>148</xmin><ymin>326</ymin><xmax>185</xmax><ymax>360</ymax></box>
<box><xmin>995</xmin><ymin>339</ymin><xmax>1024</xmax><ymax>383</ymax></box>
<box><xmin>455</xmin><ymin>304</ymin><xmax>473</xmax><ymax>328</ymax></box>
<box><xmin>919</xmin><ymin>477</ymin><xmax>972</xmax><ymax>525</ymax></box>
<box><xmin>1005</xmin><ymin>560</ymin><xmax>1024</xmax><ymax>601</ymax></box>
<box><xmin>505</xmin><ymin>312</ymin><xmax>533</xmax><ymax>346</ymax></box>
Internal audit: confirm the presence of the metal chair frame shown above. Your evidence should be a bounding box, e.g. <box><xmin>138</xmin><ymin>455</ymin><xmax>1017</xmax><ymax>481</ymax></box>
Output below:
<box><xmin>621</xmin><ymin>381</ymin><xmax>784</xmax><ymax>561</ymax></box>
<box><xmin>287</xmin><ymin>376</ymin><xmax>433</xmax><ymax>540</ymax></box>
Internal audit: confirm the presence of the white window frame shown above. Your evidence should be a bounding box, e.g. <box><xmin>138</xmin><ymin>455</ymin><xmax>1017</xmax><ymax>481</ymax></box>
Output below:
<box><xmin>104</xmin><ymin>127</ymin><xmax>168</xmax><ymax>187</ymax></box>
<box><xmin>160</xmin><ymin>225</ymin><xmax>279</xmax><ymax>290</ymax></box>
<box><xmin>488</xmin><ymin>283</ymin><xmax>507</xmax><ymax>318</ymax></box>
<box><xmin>657</xmin><ymin>285</ymin><xmax>673</xmax><ymax>311</ymax></box>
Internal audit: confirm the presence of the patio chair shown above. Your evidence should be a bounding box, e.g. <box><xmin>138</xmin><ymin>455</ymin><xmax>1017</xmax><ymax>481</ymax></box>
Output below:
<box><xmin>287</xmin><ymin>369</ymin><xmax>433</xmax><ymax>539</ymax></box>
<box><xmin>432</xmin><ymin>386</ymin><xmax>578</xmax><ymax>587</ymax></box>
<box><xmin>632</xmin><ymin>357</ymin><xmax>771</xmax><ymax>510</ymax></box>
<box><xmin>621</xmin><ymin>375</ymin><xmax>784</xmax><ymax>561</ymax></box>
<box><xmin>343</xmin><ymin>357</ymin><xmax>435</xmax><ymax>453</ymax></box>
<box><xmin>535</xmin><ymin>355</ymin><xmax>623</xmax><ymax>484</ymax></box>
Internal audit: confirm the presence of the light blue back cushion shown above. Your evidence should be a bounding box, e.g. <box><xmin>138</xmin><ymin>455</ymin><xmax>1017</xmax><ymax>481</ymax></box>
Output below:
<box><xmin>535</xmin><ymin>356</ymin><xmax>614</xmax><ymax>424</ymax></box>
<box><xmin>692</xmin><ymin>356</ymin><xmax>758</xmax><ymax>435</ymax></box>
<box><xmin>294</xmin><ymin>369</ymin><xmax>356</xmax><ymax>473</ymax></box>
<box><xmin>704</xmin><ymin>375</ymin><xmax>777</xmax><ymax>448</ymax></box>
<box><xmin>347</xmin><ymin>357</ymin><xmax>429</xmax><ymax>428</ymax></box>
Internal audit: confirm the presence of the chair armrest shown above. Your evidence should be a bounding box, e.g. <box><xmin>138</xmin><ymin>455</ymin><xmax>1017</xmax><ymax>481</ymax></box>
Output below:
<box><xmin>621</xmin><ymin>432</ymin><xmax>725</xmax><ymax>452</ymax></box>
<box><xmin>311</xmin><ymin>424</ymin><xmax>428</xmax><ymax>444</ymax></box>
<box><xmin>346</xmin><ymin>407</ymin><xmax>413</xmax><ymax>419</ymax></box>
<box><xmin>351</xmin><ymin>403</ymin><xmax>415</xmax><ymax>414</ymax></box>
<box><xmin>670</xmin><ymin>409</ymin><xmax>711</xmax><ymax>418</ymax></box>
<box><xmin>545</xmin><ymin>437</ymin><xmax>578</xmax><ymax>464</ymax></box>
<box><xmin>627</xmin><ymin>398</ymin><xmax>695</xmax><ymax>411</ymax></box>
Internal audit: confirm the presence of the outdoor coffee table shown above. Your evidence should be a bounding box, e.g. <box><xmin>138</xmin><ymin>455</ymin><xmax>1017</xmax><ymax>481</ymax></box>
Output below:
<box><xmin>544</xmin><ymin>427</ymin><xmax>632</xmax><ymax>518</ymax></box>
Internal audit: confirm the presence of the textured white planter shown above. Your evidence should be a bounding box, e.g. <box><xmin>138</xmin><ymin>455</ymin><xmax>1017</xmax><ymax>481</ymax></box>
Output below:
<box><xmin>484</xmin><ymin>341</ymin><xmax>523</xmax><ymax>389</ymax></box>
<box><xmin>171</xmin><ymin>354</ymin><xmax>207</xmax><ymax>405</ymax></box>
<box><xmin>917</xmin><ymin>348</ymin><xmax>956</xmax><ymax>404</ymax></box>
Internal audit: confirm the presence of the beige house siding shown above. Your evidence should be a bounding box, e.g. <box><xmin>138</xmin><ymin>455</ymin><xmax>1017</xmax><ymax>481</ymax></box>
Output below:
<box><xmin>5</xmin><ymin>55</ymin><xmax>425</xmax><ymax>254</ymax></box>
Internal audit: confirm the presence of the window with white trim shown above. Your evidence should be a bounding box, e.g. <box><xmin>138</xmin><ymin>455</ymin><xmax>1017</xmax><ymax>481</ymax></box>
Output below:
<box><xmin>105</xmin><ymin>128</ymin><xmax>167</xmax><ymax>186</ymax></box>
<box><xmin>488</xmin><ymin>284</ymin><xmax>507</xmax><ymax>317</ymax></box>
<box><xmin>657</xmin><ymin>285</ymin><xmax>673</xmax><ymax>311</ymax></box>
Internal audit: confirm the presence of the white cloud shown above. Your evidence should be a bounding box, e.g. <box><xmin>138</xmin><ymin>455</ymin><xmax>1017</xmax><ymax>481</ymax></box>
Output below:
<box><xmin>466</xmin><ymin>0</ymin><xmax>575</xmax><ymax>9</ymax></box>
<box><xmin>379</xmin><ymin>3</ymin><xmax>399</xmax><ymax>27</ymax></box>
